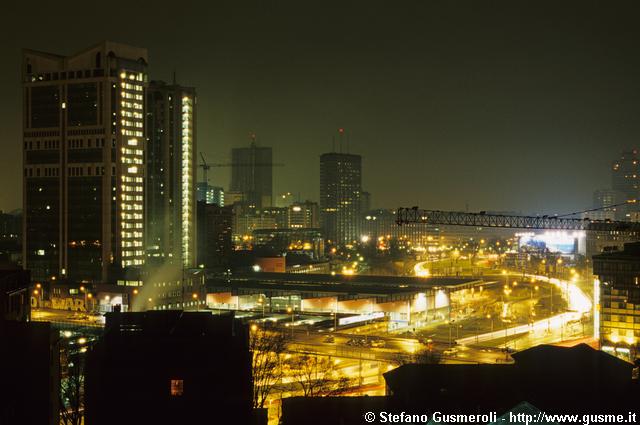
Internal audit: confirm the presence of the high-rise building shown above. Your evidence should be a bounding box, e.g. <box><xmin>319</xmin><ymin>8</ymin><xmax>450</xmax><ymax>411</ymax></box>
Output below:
<box><xmin>23</xmin><ymin>42</ymin><xmax>148</xmax><ymax>283</ymax></box>
<box><xmin>197</xmin><ymin>202</ymin><xmax>233</xmax><ymax>268</ymax></box>
<box><xmin>288</xmin><ymin>201</ymin><xmax>319</xmax><ymax>229</ymax></box>
<box><xmin>584</xmin><ymin>189</ymin><xmax>624</xmax><ymax>221</ymax></box>
<box><xmin>196</xmin><ymin>182</ymin><xmax>224</xmax><ymax>206</ymax></box>
<box><xmin>593</xmin><ymin>242</ymin><xmax>640</xmax><ymax>363</ymax></box>
<box><xmin>319</xmin><ymin>153</ymin><xmax>362</xmax><ymax>245</ymax></box>
<box><xmin>259</xmin><ymin>206</ymin><xmax>288</xmax><ymax>229</ymax></box>
<box><xmin>361</xmin><ymin>209</ymin><xmax>440</xmax><ymax>249</ymax></box>
<box><xmin>612</xmin><ymin>150</ymin><xmax>640</xmax><ymax>218</ymax></box>
<box><xmin>253</xmin><ymin>228</ymin><xmax>325</xmax><ymax>261</ymax></box>
<box><xmin>230</xmin><ymin>142</ymin><xmax>273</xmax><ymax>209</ymax></box>
<box><xmin>233</xmin><ymin>212</ymin><xmax>278</xmax><ymax>242</ymax></box>
<box><xmin>360</xmin><ymin>191</ymin><xmax>371</xmax><ymax>213</ymax></box>
<box><xmin>145</xmin><ymin>81</ymin><xmax>196</xmax><ymax>267</ymax></box>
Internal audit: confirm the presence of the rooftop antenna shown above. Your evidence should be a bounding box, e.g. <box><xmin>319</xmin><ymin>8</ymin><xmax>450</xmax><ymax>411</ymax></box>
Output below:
<box><xmin>332</xmin><ymin>136</ymin><xmax>335</xmax><ymax>152</ymax></box>
<box><xmin>172</xmin><ymin>70</ymin><xmax>177</xmax><ymax>85</ymax></box>
<box><xmin>338</xmin><ymin>128</ymin><xmax>344</xmax><ymax>153</ymax></box>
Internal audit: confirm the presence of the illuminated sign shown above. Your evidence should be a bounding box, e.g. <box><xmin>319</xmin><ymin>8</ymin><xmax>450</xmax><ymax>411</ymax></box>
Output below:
<box><xmin>31</xmin><ymin>296</ymin><xmax>86</xmax><ymax>312</ymax></box>
<box><xmin>516</xmin><ymin>231</ymin><xmax>585</xmax><ymax>254</ymax></box>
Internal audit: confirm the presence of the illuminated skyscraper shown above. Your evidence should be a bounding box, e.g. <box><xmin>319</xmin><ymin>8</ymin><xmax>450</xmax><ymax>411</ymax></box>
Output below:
<box><xmin>146</xmin><ymin>81</ymin><xmax>197</xmax><ymax>267</ymax></box>
<box><xmin>319</xmin><ymin>153</ymin><xmax>362</xmax><ymax>245</ymax></box>
<box><xmin>593</xmin><ymin>242</ymin><xmax>640</xmax><ymax>363</ymax></box>
<box><xmin>22</xmin><ymin>42</ymin><xmax>148</xmax><ymax>283</ymax></box>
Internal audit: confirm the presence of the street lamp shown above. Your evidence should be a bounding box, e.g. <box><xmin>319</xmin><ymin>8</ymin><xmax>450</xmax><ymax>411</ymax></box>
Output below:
<box><xmin>487</xmin><ymin>314</ymin><xmax>494</xmax><ymax>332</ymax></box>
<box><xmin>446</xmin><ymin>320</ymin><xmax>456</xmax><ymax>349</ymax></box>
<box><xmin>257</xmin><ymin>296</ymin><xmax>265</xmax><ymax>317</ymax></box>
<box><xmin>79</xmin><ymin>286</ymin><xmax>89</xmax><ymax>313</ymax></box>
<box><xmin>34</xmin><ymin>283</ymin><xmax>42</xmax><ymax>309</ymax></box>
<box><xmin>287</xmin><ymin>306</ymin><xmax>295</xmax><ymax>337</ymax></box>
<box><xmin>556</xmin><ymin>258</ymin><xmax>563</xmax><ymax>278</ymax></box>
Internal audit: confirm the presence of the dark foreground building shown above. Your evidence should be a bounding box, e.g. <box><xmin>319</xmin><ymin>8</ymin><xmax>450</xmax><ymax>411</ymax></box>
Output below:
<box><xmin>0</xmin><ymin>268</ymin><xmax>30</xmax><ymax>321</ymax></box>
<box><xmin>281</xmin><ymin>344</ymin><xmax>639</xmax><ymax>425</ymax></box>
<box><xmin>85</xmin><ymin>310</ymin><xmax>253</xmax><ymax>425</ymax></box>
<box><xmin>0</xmin><ymin>320</ymin><xmax>60</xmax><ymax>425</ymax></box>
<box><xmin>384</xmin><ymin>344</ymin><xmax>637</xmax><ymax>415</ymax></box>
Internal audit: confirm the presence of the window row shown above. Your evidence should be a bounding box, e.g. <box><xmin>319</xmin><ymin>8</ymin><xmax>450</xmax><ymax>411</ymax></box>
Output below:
<box><xmin>27</xmin><ymin>69</ymin><xmax>105</xmax><ymax>82</ymax></box>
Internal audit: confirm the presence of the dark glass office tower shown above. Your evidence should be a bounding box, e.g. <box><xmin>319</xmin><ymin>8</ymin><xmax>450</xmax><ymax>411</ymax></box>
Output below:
<box><xmin>319</xmin><ymin>153</ymin><xmax>362</xmax><ymax>246</ymax></box>
<box><xmin>611</xmin><ymin>150</ymin><xmax>640</xmax><ymax>220</ymax></box>
<box><xmin>146</xmin><ymin>81</ymin><xmax>197</xmax><ymax>268</ymax></box>
<box><xmin>612</xmin><ymin>150</ymin><xmax>640</xmax><ymax>202</ymax></box>
<box><xmin>22</xmin><ymin>41</ymin><xmax>148</xmax><ymax>283</ymax></box>
<box><xmin>230</xmin><ymin>142</ymin><xmax>273</xmax><ymax>209</ymax></box>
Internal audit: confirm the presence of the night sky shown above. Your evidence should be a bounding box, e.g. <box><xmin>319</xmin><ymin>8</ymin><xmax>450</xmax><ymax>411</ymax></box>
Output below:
<box><xmin>2</xmin><ymin>0</ymin><xmax>640</xmax><ymax>214</ymax></box>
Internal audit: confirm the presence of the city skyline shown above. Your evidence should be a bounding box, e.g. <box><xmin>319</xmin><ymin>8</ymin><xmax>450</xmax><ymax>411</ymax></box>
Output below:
<box><xmin>6</xmin><ymin>3</ymin><xmax>640</xmax><ymax>425</ymax></box>
<box><xmin>4</xmin><ymin>1</ymin><xmax>640</xmax><ymax>215</ymax></box>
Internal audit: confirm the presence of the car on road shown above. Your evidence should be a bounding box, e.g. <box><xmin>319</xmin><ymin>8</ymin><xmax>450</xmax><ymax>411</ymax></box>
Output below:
<box><xmin>370</xmin><ymin>339</ymin><xmax>386</xmax><ymax>348</ymax></box>
<box><xmin>346</xmin><ymin>337</ymin><xmax>369</xmax><ymax>347</ymax></box>
<box><xmin>323</xmin><ymin>335</ymin><xmax>335</xmax><ymax>343</ymax></box>
<box><xmin>442</xmin><ymin>348</ymin><xmax>458</xmax><ymax>356</ymax></box>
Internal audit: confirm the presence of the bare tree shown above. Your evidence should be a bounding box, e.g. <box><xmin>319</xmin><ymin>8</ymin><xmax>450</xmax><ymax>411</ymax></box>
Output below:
<box><xmin>250</xmin><ymin>326</ymin><xmax>288</xmax><ymax>409</ymax></box>
<box><xmin>60</xmin><ymin>349</ymin><xmax>84</xmax><ymax>425</ymax></box>
<box><xmin>392</xmin><ymin>348</ymin><xmax>441</xmax><ymax>366</ymax></box>
<box><xmin>287</xmin><ymin>354</ymin><xmax>352</xmax><ymax>397</ymax></box>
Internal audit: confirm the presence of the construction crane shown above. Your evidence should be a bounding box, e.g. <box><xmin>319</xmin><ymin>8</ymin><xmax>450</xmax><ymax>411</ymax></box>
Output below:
<box><xmin>199</xmin><ymin>152</ymin><xmax>211</xmax><ymax>184</ymax></box>
<box><xmin>198</xmin><ymin>151</ymin><xmax>284</xmax><ymax>184</ymax></box>
<box><xmin>395</xmin><ymin>206</ymin><xmax>640</xmax><ymax>234</ymax></box>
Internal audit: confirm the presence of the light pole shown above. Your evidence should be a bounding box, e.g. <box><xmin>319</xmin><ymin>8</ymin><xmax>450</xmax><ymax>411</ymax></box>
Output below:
<box><xmin>556</xmin><ymin>257</ymin><xmax>563</xmax><ymax>279</ymax></box>
<box><xmin>503</xmin><ymin>319</ymin><xmax>509</xmax><ymax>359</ymax></box>
<box><xmin>257</xmin><ymin>295</ymin><xmax>265</xmax><ymax>318</ymax></box>
<box><xmin>334</xmin><ymin>298</ymin><xmax>338</xmax><ymax>331</ymax></box>
<box><xmin>33</xmin><ymin>288</ymin><xmax>40</xmax><ymax>310</ymax></box>
<box><xmin>80</xmin><ymin>286</ymin><xmax>87</xmax><ymax>313</ymax></box>
<box><xmin>287</xmin><ymin>306</ymin><xmax>295</xmax><ymax>338</ymax></box>
<box><xmin>34</xmin><ymin>283</ymin><xmax>42</xmax><ymax>309</ymax></box>
<box><xmin>502</xmin><ymin>269</ymin><xmax>508</xmax><ymax>292</ymax></box>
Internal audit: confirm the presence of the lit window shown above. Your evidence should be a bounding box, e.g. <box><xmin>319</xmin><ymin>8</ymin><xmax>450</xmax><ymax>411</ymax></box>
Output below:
<box><xmin>170</xmin><ymin>379</ymin><xmax>184</xmax><ymax>396</ymax></box>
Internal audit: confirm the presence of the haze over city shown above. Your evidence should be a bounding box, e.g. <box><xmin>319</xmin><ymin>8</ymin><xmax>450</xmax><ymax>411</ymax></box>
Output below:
<box><xmin>3</xmin><ymin>0</ymin><xmax>640</xmax><ymax>213</ymax></box>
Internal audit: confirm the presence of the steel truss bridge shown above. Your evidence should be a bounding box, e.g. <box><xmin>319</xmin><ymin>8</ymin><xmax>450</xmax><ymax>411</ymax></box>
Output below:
<box><xmin>395</xmin><ymin>206</ymin><xmax>640</xmax><ymax>233</ymax></box>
